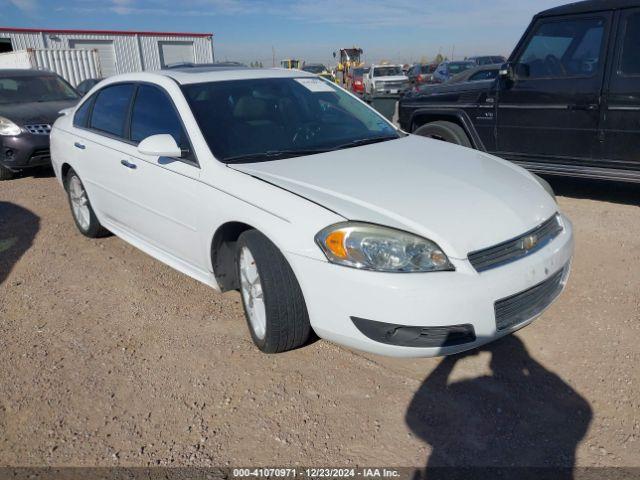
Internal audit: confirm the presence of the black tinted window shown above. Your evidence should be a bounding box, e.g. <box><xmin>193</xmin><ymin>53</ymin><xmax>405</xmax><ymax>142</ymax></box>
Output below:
<box><xmin>469</xmin><ymin>69</ymin><xmax>499</xmax><ymax>81</ymax></box>
<box><xmin>130</xmin><ymin>85</ymin><xmax>187</xmax><ymax>149</ymax></box>
<box><xmin>620</xmin><ymin>13</ymin><xmax>640</xmax><ymax>75</ymax></box>
<box><xmin>73</xmin><ymin>97</ymin><xmax>93</xmax><ymax>127</ymax></box>
<box><xmin>90</xmin><ymin>84</ymin><xmax>134</xmax><ymax>137</ymax></box>
<box><xmin>518</xmin><ymin>17</ymin><xmax>605</xmax><ymax>78</ymax></box>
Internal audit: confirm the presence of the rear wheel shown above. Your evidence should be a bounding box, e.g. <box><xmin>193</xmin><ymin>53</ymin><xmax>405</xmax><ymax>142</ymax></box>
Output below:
<box><xmin>414</xmin><ymin>121</ymin><xmax>472</xmax><ymax>148</ymax></box>
<box><xmin>0</xmin><ymin>164</ymin><xmax>14</xmax><ymax>181</ymax></box>
<box><xmin>65</xmin><ymin>169</ymin><xmax>109</xmax><ymax>238</ymax></box>
<box><xmin>237</xmin><ymin>230</ymin><xmax>311</xmax><ymax>353</ymax></box>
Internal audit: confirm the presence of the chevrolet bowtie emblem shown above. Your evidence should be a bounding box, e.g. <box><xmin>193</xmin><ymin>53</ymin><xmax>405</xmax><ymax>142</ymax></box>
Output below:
<box><xmin>521</xmin><ymin>234</ymin><xmax>538</xmax><ymax>251</ymax></box>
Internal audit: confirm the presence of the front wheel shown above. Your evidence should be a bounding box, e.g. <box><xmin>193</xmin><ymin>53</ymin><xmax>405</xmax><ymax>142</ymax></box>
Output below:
<box><xmin>237</xmin><ymin>230</ymin><xmax>311</xmax><ymax>353</ymax></box>
<box><xmin>413</xmin><ymin>121</ymin><xmax>472</xmax><ymax>148</ymax></box>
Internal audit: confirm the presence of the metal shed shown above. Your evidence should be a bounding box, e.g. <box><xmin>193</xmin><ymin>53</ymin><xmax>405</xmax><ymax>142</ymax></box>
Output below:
<box><xmin>0</xmin><ymin>28</ymin><xmax>214</xmax><ymax>76</ymax></box>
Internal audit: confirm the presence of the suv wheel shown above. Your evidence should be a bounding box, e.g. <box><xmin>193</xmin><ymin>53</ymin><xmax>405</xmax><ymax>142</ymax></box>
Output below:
<box><xmin>414</xmin><ymin>121</ymin><xmax>472</xmax><ymax>148</ymax></box>
<box><xmin>237</xmin><ymin>230</ymin><xmax>311</xmax><ymax>353</ymax></box>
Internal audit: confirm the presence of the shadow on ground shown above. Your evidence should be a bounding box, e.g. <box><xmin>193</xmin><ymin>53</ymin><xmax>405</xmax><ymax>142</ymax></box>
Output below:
<box><xmin>0</xmin><ymin>201</ymin><xmax>40</xmax><ymax>285</ymax></box>
<box><xmin>406</xmin><ymin>335</ymin><xmax>592</xmax><ymax>480</ymax></box>
<box><xmin>544</xmin><ymin>176</ymin><xmax>640</xmax><ymax>207</ymax></box>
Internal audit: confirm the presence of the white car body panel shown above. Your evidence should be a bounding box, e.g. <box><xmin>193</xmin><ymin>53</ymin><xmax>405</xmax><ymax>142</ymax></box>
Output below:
<box><xmin>50</xmin><ymin>68</ymin><xmax>574</xmax><ymax>357</ymax></box>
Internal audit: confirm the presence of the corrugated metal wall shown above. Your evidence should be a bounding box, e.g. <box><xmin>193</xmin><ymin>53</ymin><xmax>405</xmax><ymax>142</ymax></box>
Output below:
<box><xmin>0</xmin><ymin>31</ymin><xmax>213</xmax><ymax>75</ymax></box>
<box><xmin>32</xmin><ymin>49</ymin><xmax>102</xmax><ymax>86</ymax></box>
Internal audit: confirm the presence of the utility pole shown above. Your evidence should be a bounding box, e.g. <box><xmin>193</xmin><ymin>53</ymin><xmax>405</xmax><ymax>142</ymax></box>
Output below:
<box><xmin>451</xmin><ymin>45</ymin><xmax>455</xmax><ymax>61</ymax></box>
<box><xmin>272</xmin><ymin>46</ymin><xmax>275</xmax><ymax>68</ymax></box>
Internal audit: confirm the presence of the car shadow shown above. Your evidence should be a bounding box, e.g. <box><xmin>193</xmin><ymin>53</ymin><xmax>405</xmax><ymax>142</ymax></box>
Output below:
<box><xmin>544</xmin><ymin>175</ymin><xmax>640</xmax><ymax>207</ymax></box>
<box><xmin>405</xmin><ymin>335</ymin><xmax>592</xmax><ymax>480</ymax></box>
<box><xmin>0</xmin><ymin>202</ymin><xmax>40</xmax><ymax>286</ymax></box>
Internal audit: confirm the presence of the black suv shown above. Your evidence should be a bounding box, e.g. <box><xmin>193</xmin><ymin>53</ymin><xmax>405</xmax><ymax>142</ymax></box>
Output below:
<box><xmin>399</xmin><ymin>0</ymin><xmax>640</xmax><ymax>183</ymax></box>
<box><xmin>0</xmin><ymin>69</ymin><xmax>79</xmax><ymax>180</ymax></box>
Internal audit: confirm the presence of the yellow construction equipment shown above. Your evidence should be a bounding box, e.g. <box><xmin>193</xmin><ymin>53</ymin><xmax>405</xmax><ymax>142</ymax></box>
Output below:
<box><xmin>333</xmin><ymin>47</ymin><xmax>364</xmax><ymax>89</ymax></box>
<box><xmin>280</xmin><ymin>59</ymin><xmax>303</xmax><ymax>69</ymax></box>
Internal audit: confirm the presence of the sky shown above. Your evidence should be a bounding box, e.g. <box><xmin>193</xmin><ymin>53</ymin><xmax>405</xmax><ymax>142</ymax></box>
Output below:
<box><xmin>2</xmin><ymin>0</ymin><xmax>570</xmax><ymax>66</ymax></box>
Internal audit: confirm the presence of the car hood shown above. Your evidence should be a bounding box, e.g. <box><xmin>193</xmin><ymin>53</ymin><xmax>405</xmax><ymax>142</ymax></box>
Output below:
<box><xmin>0</xmin><ymin>99</ymin><xmax>79</xmax><ymax>125</ymax></box>
<box><xmin>229</xmin><ymin>135</ymin><xmax>557</xmax><ymax>259</ymax></box>
<box><xmin>409</xmin><ymin>79</ymin><xmax>492</xmax><ymax>97</ymax></box>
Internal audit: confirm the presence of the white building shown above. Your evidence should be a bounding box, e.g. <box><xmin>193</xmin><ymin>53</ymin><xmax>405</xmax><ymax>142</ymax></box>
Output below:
<box><xmin>0</xmin><ymin>27</ymin><xmax>214</xmax><ymax>76</ymax></box>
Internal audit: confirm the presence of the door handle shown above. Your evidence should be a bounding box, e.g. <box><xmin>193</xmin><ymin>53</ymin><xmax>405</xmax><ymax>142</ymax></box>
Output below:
<box><xmin>74</xmin><ymin>142</ymin><xmax>86</xmax><ymax>150</ymax></box>
<box><xmin>120</xmin><ymin>159</ymin><xmax>137</xmax><ymax>169</ymax></box>
<box><xmin>568</xmin><ymin>104</ymin><xmax>598</xmax><ymax>111</ymax></box>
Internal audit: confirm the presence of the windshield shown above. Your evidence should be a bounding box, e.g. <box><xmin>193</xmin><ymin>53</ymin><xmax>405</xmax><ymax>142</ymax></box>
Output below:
<box><xmin>0</xmin><ymin>75</ymin><xmax>78</xmax><ymax>104</ymax></box>
<box><xmin>183</xmin><ymin>77</ymin><xmax>400</xmax><ymax>163</ymax></box>
<box><xmin>373</xmin><ymin>66</ymin><xmax>402</xmax><ymax>77</ymax></box>
<box><xmin>302</xmin><ymin>65</ymin><xmax>326</xmax><ymax>74</ymax></box>
<box><xmin>448</xmin><ymin>62</ymin><xmax>475</xmax><ymax>75</ymax></box>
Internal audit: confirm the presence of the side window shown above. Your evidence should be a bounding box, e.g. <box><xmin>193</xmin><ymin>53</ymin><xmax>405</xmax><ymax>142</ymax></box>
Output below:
<box><xmin>620</xmin><ymin>13</ymin><xmax>640</xmax><ymax>76</ymax></box>
<box><xmin>90</xmin><ymin>84</ymin><xmax>135</xmax><ymax>138</ymax></box>
<box><xmin>73</xmin><ymin>96</ymin><xmax>94</xmax><ymax>127</ymax></box>
<box><xmin>517</xmin><ymin>17</ymin><xmax>605</xmax><ymax>79</ymax></box>
<box><xmin>469</xmin><ymin>70</ymin><xmax>499</xmax><ymax>82</ymax></box>
<box><xmin>130</xmin><ymin>85</ymin><xmax>189</xmax><ymax>152</ymax></box>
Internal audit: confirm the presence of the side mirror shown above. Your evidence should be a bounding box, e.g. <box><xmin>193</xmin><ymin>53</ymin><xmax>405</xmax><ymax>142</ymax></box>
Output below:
<box><xmin>499</xmin><ymin>62</ymin><xmax>515</xmax><ymax>81</ymax></box>
<box><xmin>137</xmin><ymin>134</ymin><xmax>182</xmax><ymax>158</ymax></box>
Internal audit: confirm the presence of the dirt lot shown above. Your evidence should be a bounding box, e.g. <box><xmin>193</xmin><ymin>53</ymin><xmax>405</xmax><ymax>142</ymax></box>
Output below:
<box><xmin>0</xmin><ymin>171</ymin><xmax>639</xmax><ymax>470</ymax></box>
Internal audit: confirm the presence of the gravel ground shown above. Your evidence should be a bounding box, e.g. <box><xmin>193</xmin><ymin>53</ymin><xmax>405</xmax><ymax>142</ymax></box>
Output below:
<box><xmin>0</xmin><ymin>170</ymin><xmax>638</xmax><ymax>469</ymax></box>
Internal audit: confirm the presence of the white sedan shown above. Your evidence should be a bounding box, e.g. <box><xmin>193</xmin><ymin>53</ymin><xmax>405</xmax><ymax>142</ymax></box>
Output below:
<box><xmin>50</xmin><ymin>66</ymin><xmax>574</xmax><ymax>357</ymax></box>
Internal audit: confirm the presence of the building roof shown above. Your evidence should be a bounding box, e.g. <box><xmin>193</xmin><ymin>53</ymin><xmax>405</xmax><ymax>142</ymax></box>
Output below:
<box><xmin>538</xmin><ymin>0</ymin><xmax>640</xmax><ymax>17</ymax></box>
<box><xmin>0</xmin><ymin>27</ymin><xmax>212</xmax><ymax>38</ymax></box>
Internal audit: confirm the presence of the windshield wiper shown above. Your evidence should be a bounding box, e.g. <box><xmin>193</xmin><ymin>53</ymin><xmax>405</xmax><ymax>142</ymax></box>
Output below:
<box><xmin>224</xmin><ymin>148</ymin><xmax>330</xmax><ymax>164</ymax></box>
<box><xmin>332</xmin><ymin>135</ymin><xmax>399</xmax><ymax>150</ymax></box>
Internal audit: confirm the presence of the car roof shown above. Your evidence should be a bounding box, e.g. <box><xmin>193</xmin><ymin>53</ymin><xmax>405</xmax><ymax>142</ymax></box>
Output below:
<box><xmin>0</xmin><ymin>68</ymin><xmax>60</xmax><ymax>77</ymax></box>
<box><xmin>157</xmin><ymin>66</ymin><xmax>316</xmax><ymax>84</ymax></box>
<box><xmin>538</xmin><ymin>0</ymin><xmax>640</xmax><ymax>17</ymax></box>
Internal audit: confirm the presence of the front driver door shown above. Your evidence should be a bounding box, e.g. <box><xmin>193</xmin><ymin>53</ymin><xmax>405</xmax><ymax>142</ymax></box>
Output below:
<box><xmin>495</xmin><ymin>12</ymin><xmax>611</xmax><ymax>167</ymax></box>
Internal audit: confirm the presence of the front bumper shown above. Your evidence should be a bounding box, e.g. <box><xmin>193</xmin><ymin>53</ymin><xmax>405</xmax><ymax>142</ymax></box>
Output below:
<box><xmin>287</xmin><ymin>214</ymin><xmax>574</xmax><ymax>357</ymax></box>
<box><xmin>0</xmin><ymin>134</ymin><xmax>51</xmax><ymax>171</ymax></box>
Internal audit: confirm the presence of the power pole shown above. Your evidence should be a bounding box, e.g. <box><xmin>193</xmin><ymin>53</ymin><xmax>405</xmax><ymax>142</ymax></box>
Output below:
<box><xmin>451</xmin><ymin>45</ymin><xmax>455</xmax><ymax>61</ymax></box>
<box><xmin>272</xmin><ymin>46</ymin><xmax>275</xmax><ymax>68</ymax></box>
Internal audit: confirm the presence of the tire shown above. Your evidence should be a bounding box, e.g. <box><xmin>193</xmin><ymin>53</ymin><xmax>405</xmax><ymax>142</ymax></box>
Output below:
<box><xmin>0</xmin><ymin>164</ymin><xmax>14</xmax><ymax>181</ymax></box>
<box><xmin>236</xmin><ymin>230</ymin><xmax>311</xmax><ymax>353</ymax></box>
<box><xmin>64</xmin><ymin>168</ymin><xmax>109</xmax><ymax>238</ymax></box>
<box><xmin>413</xmin><ymin>121</ymin><xmax>472</xmax><ymax>148</ymax></box>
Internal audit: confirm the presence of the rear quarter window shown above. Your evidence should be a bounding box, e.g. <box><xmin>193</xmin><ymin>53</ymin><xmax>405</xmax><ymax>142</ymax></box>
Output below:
<box><xmin>89</xmin><ymin>84</ymin><xmax>135</xmax><ymax>138</ymax></box>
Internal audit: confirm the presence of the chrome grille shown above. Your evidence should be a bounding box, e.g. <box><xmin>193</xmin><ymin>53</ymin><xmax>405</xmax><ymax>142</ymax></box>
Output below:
<box><xmin>24</xmin><ymin>124</ymin><xmax>51</xmax><ymax>135</ymax></box>
<box><xmin>468</xmin><ymin>214</ymin><xmax>563</xmax><ymax>272</ymax></box>
<box><xmin>494</xmin><ymin>266</ymin><xmax>566</xmax><ymax>331</ymax></box>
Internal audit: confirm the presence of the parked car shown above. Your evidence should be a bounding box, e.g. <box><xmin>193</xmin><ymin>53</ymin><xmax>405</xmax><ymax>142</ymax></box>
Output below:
<box><xmin>50</xmin><ymin>66</ymin><xmax>573</xmax><ymax>357</ymax></box>
<box><xmin>399</xmin><ymin>0</ymin><xmax>640</xmax><ymax>183</ymax></box>
<box><xmin>448</xmin><ymin>64</ymin><xmax>501</xmax><ymax>84</ymax></box>
<box><xmin>466</xmin><ymin>55</ymin><xmax>507</xmax><ymax>66</ymax></box>
<box><xmin>0</xmin><ymin>69</ymin><xmax>79</xmax><ymax>180</ymax></box>
<box><xmin>363</xmin><ymin>64</ymin><xmax>410</xmax><ymax>100</ymax></box>
<box><xmin>407</xmin><ymin>63</ymin><xmax>438</xmax><ymax>87</ymax></box>
<box><xmin>76</xmin><ymin>78</ymin><xmax>102</xmax><ymax>96</ymax></box>
<box><xmin>350</xmin><ymin>67</ymin><xmax>365</xmax><ymax>95</ymax></box>
<box><xmin>432</xmin><ymin>61</ymin><xmax>476</xmax><ymax>83</ymax></box>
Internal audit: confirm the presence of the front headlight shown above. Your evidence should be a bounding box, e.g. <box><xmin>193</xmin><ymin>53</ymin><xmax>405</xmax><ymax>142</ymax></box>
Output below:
<box><xmin>532</xmin><ymin>174</ymin><xmax>556</xmax><ymax>203</ymax></box>
<box><xmin>315</xmin><ymin>222</ymin><xmax>454</xmax><ymax>273</ymax></box>
<box><xmin>0</xmin><ymin>116</ymin><xmax>21</xmax><ymax>136</ymax></box>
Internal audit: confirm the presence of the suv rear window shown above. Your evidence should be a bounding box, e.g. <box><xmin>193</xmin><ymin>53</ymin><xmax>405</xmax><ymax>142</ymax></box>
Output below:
<box><xmin>90</xmin><ymin>84</ymin><xmax>135</xmax><ymax>138</ymax></box>
<box><xmin>620</xmin><ymin>13</ymin><xmax>640</xmax><ymax>75</ymax></box>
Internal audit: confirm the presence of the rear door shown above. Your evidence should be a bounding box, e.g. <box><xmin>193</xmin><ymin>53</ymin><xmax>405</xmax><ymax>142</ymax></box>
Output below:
<box><xmin>115</xmin><ymin>83</ymin><xmax>204</xmax><ymax>268</ymax></box>
<box><xmin>599</xmin><ymin>7</ymin><xmax>640</xmax><ymax>174</ymax></box>
<box><xmin>495</xmin><ymin>12</ymin><xmax>611</xmax><ymax>166</ymax></box>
